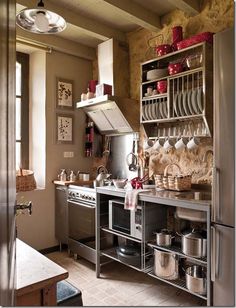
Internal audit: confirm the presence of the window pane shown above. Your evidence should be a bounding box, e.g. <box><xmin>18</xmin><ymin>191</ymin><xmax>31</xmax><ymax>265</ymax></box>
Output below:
<box><xmin>16</xmin><ymin>61</ymin><xmax>21</xmax><ymax>96</ymax></box>
<box><xmin>16</xmin><ymin>97</ymin><xmax>21</xmax><ymax>140</ymax></box>
<box><xmin>16</xmin><ymin>142</ymin><xmax>21</xmax><ymax>170</ymax></box>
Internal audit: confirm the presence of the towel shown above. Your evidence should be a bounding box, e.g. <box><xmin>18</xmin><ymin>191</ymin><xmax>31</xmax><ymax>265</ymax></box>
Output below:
<box><xmin>124</xmin><ymin>189</ymin><xmax>149</xmax><ymax>211</ymax></box>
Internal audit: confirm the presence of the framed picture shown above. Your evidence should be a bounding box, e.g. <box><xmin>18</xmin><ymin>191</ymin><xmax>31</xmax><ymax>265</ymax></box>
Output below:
<box><xmin>56</xmin><ymin>113</ymin><xmax>74</xmax><ymax>144</ymax></box>
<box><xmin>56</xmin><ymin>78</ymin><xmax>74</xmax><ymax>109</ymax></box>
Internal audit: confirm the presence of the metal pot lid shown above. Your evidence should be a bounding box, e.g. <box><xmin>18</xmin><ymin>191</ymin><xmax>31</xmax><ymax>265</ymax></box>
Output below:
<box><xmin>156</xmin><ymin>228</ymin><xmax>172</xmax><ymax>235</ymax></box>
<box><xmin>118</xmin><ymin>244</ymin><xmax>140</xmax><ymax>256</ymax></box>
<box><xmin>181</xmin><ymin>229</ymin><xmax>207</xmax><ymax>239</ymax></box>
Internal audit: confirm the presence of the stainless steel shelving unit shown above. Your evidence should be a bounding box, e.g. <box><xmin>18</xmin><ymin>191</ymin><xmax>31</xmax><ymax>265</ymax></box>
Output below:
<box><xmin>96</xmin><ymin>188</ymin><xmax>211</xmax><ymax>306</ymax></box>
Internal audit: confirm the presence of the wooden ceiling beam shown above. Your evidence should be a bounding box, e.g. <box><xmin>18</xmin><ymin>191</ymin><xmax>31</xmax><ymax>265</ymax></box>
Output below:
<box><xmin>16</xmin><ymin>0</ymin><xmax>127</xmax><ymax>42</ymax></box>
<box><xmin>16</xmin><ymin>28</ymin><xmax>96</xmax><ymax>60</ymax></box>
<box><xmin>102</xmin><ymin>0</ymin><xmax>162</xmax><ymax>31</ymax></box>
<box><xmin>168</xmin><ymin>0</ymin><xmax>201</xmax><ymax>15</ymax></box>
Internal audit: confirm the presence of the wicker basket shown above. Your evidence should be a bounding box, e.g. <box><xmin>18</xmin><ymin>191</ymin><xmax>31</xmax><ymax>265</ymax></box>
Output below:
<box><xmin>16</xmin><ymin>169</ymin><xmax>36</xmax><ymax>192</ymax></box>
<box><xmin>154</xmin><ymin>163</ymin><xmax>191</xmax><ymax>191</ymax></box>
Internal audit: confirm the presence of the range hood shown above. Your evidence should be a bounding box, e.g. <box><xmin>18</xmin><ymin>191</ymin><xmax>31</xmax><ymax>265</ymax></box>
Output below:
<box><xmin>76</xmin><ymin>39</ymin><xmax>139</xmax><ymax>135</ymax></box>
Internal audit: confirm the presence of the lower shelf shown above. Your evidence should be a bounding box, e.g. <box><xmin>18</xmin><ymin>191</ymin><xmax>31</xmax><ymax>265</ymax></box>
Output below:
<box><xmin>148</xmin><ymin>271</ymin><xmax>207</xmax><ymax>301</ymax></box>
<box><xmin>100</xmin><ymin>247</ymin><xmax>143</xmax><ymax>272</ymax></box>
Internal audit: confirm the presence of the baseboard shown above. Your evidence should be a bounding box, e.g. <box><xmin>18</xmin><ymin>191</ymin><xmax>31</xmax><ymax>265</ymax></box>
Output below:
<box><xmin>39</xmin><ymin>244</ymin><xmax>68</xmax><ymax>255</ymax></box>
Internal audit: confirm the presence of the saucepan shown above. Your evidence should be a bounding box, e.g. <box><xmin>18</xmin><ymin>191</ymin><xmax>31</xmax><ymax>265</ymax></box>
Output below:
<box><xmin>185</xmin><ymin>265</ymin><xmax>207</xmax><ymax>295</ymax></box>
<box><xmin>154</xmin><ymin>229</ymin><xmax>175</xmax><ymax>247</ymax></box>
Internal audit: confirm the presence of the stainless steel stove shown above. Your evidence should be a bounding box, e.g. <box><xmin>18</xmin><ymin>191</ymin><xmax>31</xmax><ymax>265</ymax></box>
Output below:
<box><xmin>67</xmin><ymin>185</ymin><xmax>96</xmax><ymax>263</ymax></box>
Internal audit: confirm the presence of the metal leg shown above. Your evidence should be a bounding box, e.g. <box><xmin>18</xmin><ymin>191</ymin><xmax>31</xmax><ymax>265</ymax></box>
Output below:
<box><xmin>96</xmin><ymin>192</ymin><xmax>101</xmax><ymax>278</ymax></box>
<box><xmin>207</xmin><ymin>208</ymin><xmax>211</xmax><ymax>306</ymax></box>
<box><xmin>59</xmin><ymin>242</ymin><xmax>62</xmax><ymax>252</ymax></box>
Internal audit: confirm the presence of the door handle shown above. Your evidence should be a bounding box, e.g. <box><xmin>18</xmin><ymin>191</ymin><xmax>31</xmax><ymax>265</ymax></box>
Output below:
<box><xmin>15</xmin><ymin>201</ymin><xmax>32</xmax><ymax>215</ymax></box>
<box><xmin>212</xmin><ymin>166</ymin><xmax>220</xmax><ymax>222</ymax></box>
<box><xmin>211</xmin><ymin>226</ymin><xmax>220</xmax><ymax>282</ymax></box>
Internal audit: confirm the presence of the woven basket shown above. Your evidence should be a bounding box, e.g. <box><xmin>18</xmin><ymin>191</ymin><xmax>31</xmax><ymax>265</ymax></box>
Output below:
<box><xmin>16</xmin><ymin>169</ymin><xmax>36</xmax><ymax>192</ymax></box>
<box><xmin>154</xmin><ymin>163</ymin><xmax>191</xmax><ymax>191</ymax></box>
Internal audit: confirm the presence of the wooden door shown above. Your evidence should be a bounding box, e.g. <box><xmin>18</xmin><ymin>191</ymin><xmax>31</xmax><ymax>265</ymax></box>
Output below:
<box><xmin>0</xmin><ymin>0</ymin><xmax>16</xmax><ymax>306</ymax></box>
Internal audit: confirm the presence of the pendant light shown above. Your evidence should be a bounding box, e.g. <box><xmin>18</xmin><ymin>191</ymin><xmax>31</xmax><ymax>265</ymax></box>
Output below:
<box><xmin>16</xmin><ymin>0</ymin><xmax>66</xmax><ymax>34</ymax></box>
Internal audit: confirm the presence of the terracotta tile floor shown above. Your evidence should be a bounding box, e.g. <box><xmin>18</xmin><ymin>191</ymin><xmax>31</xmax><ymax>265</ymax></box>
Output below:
<box><xmin>47</xmin><ymin>251</ymin><xmax>205</xmax><ymax>307</ymax></box>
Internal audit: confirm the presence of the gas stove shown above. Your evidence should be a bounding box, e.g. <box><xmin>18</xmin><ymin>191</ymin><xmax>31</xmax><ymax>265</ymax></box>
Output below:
<box><xmin>68</xmin><ymin>185</ymin><xmax>96</xmax><ymax>204</ymax></box>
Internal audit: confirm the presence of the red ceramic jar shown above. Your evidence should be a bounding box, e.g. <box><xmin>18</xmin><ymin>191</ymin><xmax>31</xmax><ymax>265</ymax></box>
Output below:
<box><xmin>168</xmin><ymin>63</ymin><xmax>183</xmax><ymax>75</ymax></box>
<box><xmin>156</xmin><ymin>44</ymin><xmax>172</xmax><ymax>57</ymax></box>
<box><xmin>157</xmin><ymin>80</ymin><xmax>167</xmax><ymax>93</ymax></box>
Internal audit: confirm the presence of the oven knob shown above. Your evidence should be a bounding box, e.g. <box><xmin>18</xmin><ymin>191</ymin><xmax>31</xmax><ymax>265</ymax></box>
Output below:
<box><xmin>72</xmin><ymin>192</ymin><xmax>75</xmax><ymax>198</ymax></box>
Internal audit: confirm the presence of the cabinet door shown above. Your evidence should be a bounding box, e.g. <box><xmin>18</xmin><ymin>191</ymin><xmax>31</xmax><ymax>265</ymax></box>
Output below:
<box><xmin>212</xmin><ymin>224</ymin><xmax>235</xmax><ymax>306</ymax></box>
<box><xmin>55</xmin><ymin>187</ymin><xmax>68</xmax><ymax>244</ymax></box>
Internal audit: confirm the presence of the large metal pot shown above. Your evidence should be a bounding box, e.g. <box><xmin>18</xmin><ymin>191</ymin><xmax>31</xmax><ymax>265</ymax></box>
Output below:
<box><xmin>155</xmin><ymin>229</ymin><xmax>175</xmax><ymax>247</ymax></box>
<box><xmin>154</xmin><ymin>249</ymin><xmax>179</xmax><ymax>280</ymax></box>
<box><xmin>186</xmin><ymin>265</ymin><xmax>207</xmax><ymax>295</ymax></box>
<box><xmin>178</xmin><ymin>229</ymin><xmax>207</xmax><ymax>258</ymax></box>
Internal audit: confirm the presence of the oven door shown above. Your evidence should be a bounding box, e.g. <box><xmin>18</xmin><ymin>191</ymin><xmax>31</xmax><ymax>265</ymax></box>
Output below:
<box><xmin>109</xmin><ymin>200</ymin><xmax>131</xmax><ymax>235</ymax></box>
<box><xmin>68</xmin><ymin>199</ymin><xmax>95</xmax><ymax>241</ymax></box>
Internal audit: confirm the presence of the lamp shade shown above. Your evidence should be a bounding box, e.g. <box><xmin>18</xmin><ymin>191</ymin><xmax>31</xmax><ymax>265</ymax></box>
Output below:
<box><xmin>16</xmin><ymin>7</ymin><xmax>66</xmax><ymax>34</ymax></box>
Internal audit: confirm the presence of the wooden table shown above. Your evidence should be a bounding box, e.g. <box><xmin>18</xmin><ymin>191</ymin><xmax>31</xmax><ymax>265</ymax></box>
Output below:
<box><xmin>16</xmin><ymin>239</ymin><xmax>68</xmax><ymax>306</ymax></box>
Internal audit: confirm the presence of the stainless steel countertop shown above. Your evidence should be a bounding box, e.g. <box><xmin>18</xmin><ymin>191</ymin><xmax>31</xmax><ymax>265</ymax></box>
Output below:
<box><xmin>96</xmin><ymin>186</ymin><xmax>211</xmax><ymax>212</ymax></box>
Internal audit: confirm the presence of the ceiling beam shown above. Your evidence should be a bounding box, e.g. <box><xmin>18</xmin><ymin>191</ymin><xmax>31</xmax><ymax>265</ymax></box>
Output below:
<box><xmin>168</xmin><ymin>0</ymin><xmax>200</xmax><ymax>15</ymax></box>
<box><xmin>102</xmin><ymin>0</ymin><xmax>161</xmax><ymax>31</ymax></box>
<box><xmin>16</xmin><ymin>0</ymin><xmax>127</xmax><ymax>43</ymax></box>
<box><xmin>16</xmin><ymin>28</ymin><xmax>96</xmax><ymax>60</ymax></box>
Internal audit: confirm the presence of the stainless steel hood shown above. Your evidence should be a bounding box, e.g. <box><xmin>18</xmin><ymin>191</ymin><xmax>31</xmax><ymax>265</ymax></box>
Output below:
<box><xmin>76</xmin><ymin>94</ymin><xmax>139</xmax><ymax>135</ymax></box>
<box><xmin>76</xmin><ymin>38</ymin><xmax>139</xmax><ymax>135</ymax></box>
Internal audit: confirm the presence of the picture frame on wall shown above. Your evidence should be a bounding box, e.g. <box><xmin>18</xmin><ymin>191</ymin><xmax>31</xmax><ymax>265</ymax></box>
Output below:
<box><xmin>56</xmin><ymin>113</ymin><xmax>74</xmax><ymax>144</ymax></box>
<box><xmin>56</xmin><ymin>78</ymin><xmax>74</xmax><ymax>109</ymax></box>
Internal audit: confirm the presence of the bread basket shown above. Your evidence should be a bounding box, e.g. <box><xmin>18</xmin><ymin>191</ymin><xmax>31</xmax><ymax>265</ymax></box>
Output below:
<box><xmin>16</xmin><ymin>169</ymin><xmax>36</xmax><ymax>192</ymax></box>
<box><xmin>154</xmin><ymin>163</ymin><xmax>191</xmax><ymax>191</ymax></box>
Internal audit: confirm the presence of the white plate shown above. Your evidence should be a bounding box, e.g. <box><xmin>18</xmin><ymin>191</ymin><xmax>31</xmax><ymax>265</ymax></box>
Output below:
<box><xmin>178</xmin><ymin>92</ymin><xmax>185</xmax><ymax>117</ymax></box>
<box><xmin>163</xmin><ymin>101</ymin><xmax>168</xmax><ymax>118</ymax></box>
<box><xmin>197</xmin><ymin>88</ymin><xmax>203</xmax><ymax>113</ymax></box>
<box><xmin>151</xmin><ymin>102</ymin><xmax>156</xmax><ymax>119</ymax></box>
<box><xmin>142</xmin><ymin>105</ymin><xmax>148</xmax><ymax>121</ymax></box>
<box><xmin>187</xmin><ymin>90</ymin><xmax>195</xmax><ymax>115</ymax></box>
<box><xmin>182</xmin><ymin>91</ymin><xmax>191</xmax><ymax>116</ymax></box>
<box><xmin>173</xmin><ymin>93</ymin><xmax>180</xmax><ymax>117</ymax></box>
<box><xmin>159</xmin><ymin>102</ymin><xmax>164</xmax><ymax>119</ymax></box>
<box><xmin>191</xmin><ymin>89</ymin><xmax>199</xmax><ymax>114</ymax></box>
<box><xmin>155</xmin><ymin>102</ymin><xmax>160</xmax><ymax>119</ymax></box>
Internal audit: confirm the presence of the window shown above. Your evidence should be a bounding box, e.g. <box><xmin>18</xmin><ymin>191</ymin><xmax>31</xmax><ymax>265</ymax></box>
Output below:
<box><xmin>16</xmin><ymin>52</ymin><xmax>29</xmax><ymax>170</ymax></box>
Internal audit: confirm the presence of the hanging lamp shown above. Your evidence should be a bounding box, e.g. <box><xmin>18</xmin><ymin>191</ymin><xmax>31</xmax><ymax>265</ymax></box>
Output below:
<box><xmin>16</xmin><ymin>0</ymin><xmax>66</xmax><ymax>34</ymax></box>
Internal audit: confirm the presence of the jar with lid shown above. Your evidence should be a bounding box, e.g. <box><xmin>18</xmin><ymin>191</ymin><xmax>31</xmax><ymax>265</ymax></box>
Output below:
<box><xmin>58</xmin><ymin>169</ymin><xmax>67</xmax><ymax>181</ymax></box>
<box><xmin>69</xmin><ymin>170</ymin><xmax>76</xmax><ymax>182</ymax></box>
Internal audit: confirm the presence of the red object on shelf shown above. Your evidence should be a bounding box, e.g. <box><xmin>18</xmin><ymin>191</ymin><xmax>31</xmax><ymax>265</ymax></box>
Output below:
<box><xmin>168</xmin><ymin>63</ymin><xmax>183</xmax><ymax>75</ymax></box>
<box><xmin>95</xmin><ymin>83</ymin><xmax>112</xmax><ymax>97</ymax></box>
<box><xmin>131</xmin><ymin>174</ymin><xmax>149</xmax><ymax>189</ymax></box>
<box><xmin>176</xmin><ymin>32</ymin><xmax>214</xmax><ymax>50</ymax></box>
<box><xmin>88</xmin><ymin>80</ymin><xmax>98</xmax><ymax>93</ymax></box>
<box><xmin>157</xmin><ymin>80</ymin><xmax>167</xmax><ymax>93</ymax></box>
<box><xmin>172</xmin><ymin>26</ymin><xmax>183</xmax><ymax>51</ymax></box>
<box><xmin>156</xmin><ymin>44</ymin><xmax>172</xmax><ymax>57</ymax></box>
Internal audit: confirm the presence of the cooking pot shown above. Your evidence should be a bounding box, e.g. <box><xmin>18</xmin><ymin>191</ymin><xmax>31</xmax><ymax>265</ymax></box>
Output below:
<box><xmin>185</xmin><ymin>265</ymin><xmax>207</xmax><ymax>295</ymax></box>
<box><xmin>154</xmin><ymin>229</ymin><xmax>175</xmax><ymax>247</ymax></box>
<box><xmin>156</xmin><ymin>44</ymin><xmax>172</xmax><ymax>57</ymax></box>
<box><xmin>154</xmin><ymin>249</ymin><xmax>179</xmax><ymax>280</ymax></box>
<box><xmin>116</xmin><ymin>244</ymin><xmax>141</xmax><ymax>267</ymax></box>
<box><xmin>178</xmin><ymin>229</ymin><xmax>207</xmax><ymax>258</ymax></box>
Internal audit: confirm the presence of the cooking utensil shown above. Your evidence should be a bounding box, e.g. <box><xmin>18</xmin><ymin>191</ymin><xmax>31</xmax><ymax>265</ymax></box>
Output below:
<box><xmin>113</xmin><ymin>179</ymin><xmax>127</xmax><ymax>189</ymax></box>
<box><xmin>126</xmin><ymin>140</ymin><xmax>138</xmax><ymax>171</ymax></box>
<box><xmin>177</xmin><ymin>229</ymin><xmax>207</xmax><ymax>258</ymax></box>
<box><xmin>154</xmin><ymin>249</ymin><xmax>179</xmax><ymax>280</ymax></box>
<box><xmin>154</xmin><ymin>229</ymin><xmax>175</xmax><ymax>247</ymax></box>
<box><xmin>185</xmin><ymin>265</ymin><xmax>207</xmax><ymax>295</ymax></box>
<box><xmin>116</xmin><ymin>244</ymin><xmax>141</xmax><ymax>267</ymax></box>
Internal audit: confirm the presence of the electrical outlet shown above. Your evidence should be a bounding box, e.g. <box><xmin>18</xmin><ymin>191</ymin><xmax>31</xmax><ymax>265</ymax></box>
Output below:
<box><xmin>64</xmin><ymin>151</ymin><xmax>74</xmax><ymax>158</ymax></box>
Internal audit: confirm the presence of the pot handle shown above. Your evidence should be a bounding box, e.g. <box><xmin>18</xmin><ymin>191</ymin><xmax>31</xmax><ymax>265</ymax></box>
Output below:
<box><xmin>175</xmin><ymin>231</ymin><xmax>182</xmax><ymax>237</ymax></box>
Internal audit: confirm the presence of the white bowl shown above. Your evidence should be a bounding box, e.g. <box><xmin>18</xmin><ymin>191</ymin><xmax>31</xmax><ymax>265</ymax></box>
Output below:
<box><xmin>146</xmin><ymin>68</ymin><xmax>168</xmax><ymax>80</ymax></box>
<box><xmin>113</xmin><ymin>179</ymin><xmax>127</xmax><ymax>189</ymax></box>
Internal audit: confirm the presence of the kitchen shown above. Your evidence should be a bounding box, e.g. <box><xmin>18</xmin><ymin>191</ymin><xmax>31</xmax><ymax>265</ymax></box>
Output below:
<box><xmin>0</xmin><ymin>0</ymin><xmax>234</xmax><ymax>307</ymax></box>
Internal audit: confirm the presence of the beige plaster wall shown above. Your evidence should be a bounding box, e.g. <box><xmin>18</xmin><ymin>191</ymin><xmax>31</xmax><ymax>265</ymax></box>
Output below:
<box><xmin>17</xmin><ymin>50</ymin><xmax>93</xmax><ymax>250</ymax></box>
<box><xmin>125</xmin><ymin>0</ymin><xmax>234</xmax><ymax>184</ymax></box>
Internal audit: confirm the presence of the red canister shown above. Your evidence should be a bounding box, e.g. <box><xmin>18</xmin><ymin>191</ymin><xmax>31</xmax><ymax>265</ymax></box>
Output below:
<box><xmin>88</xmin><ymin>80</ymin><xmax>98</xmax><ymax>93</ymax></box>
<box><xmin>172</xmin><ymin>26</ymin><xmax>183</xmax><ymax>51</ymax></box>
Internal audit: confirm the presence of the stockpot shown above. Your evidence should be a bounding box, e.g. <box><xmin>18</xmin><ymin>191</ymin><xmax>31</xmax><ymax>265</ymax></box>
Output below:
<box><xmin>178</xmin><ymin>229</ymin><xmax>207</xmax><ymax>258</ymax></box>
<box><xmin>154</xmin><ymin>229</ymin><xmax>175</xmax><ymax>247</ymax></box>
<box><xmin>154</xmin><ymin>249</ymin><xmax>179</xmax><ymax>280</ymax></box>
<box><xmin>185</xmin><ymin>265</ymin><xmax>207</xmax><ymax>295</ymax></box>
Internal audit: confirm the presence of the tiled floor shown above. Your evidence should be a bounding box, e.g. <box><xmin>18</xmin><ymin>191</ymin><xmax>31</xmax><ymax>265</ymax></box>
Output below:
<box><xmin>47</xmin><ymin>251</ymin><xmax>205</xmax><ymax>307</ymax></box>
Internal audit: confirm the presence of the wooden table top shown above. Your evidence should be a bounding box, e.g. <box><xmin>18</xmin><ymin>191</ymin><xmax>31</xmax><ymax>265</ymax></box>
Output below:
<box><xmin>16</xmin><ymin>239</ymin><xmax>68</xmax><ymax>296</ymax></box>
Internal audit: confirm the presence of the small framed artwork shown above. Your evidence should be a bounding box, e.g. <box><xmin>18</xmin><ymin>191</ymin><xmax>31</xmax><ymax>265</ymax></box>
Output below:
<box><xmin>56</xmin><ymin>78</ymin><xmax>74</xmax><ymax>109</ymax></box>
<box><xmin>56</xmin><ymin>113</ymin><xmax>74</xmax><ymax>144</ymax></box>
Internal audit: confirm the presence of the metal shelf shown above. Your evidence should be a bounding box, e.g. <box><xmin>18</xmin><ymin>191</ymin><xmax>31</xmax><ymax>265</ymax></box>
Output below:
<box><xmin>101</xmin><ymin>226</ymin><xmax>142</xmax><ymax>243</ymax></box>
<box><xmin>148</xmin><ymin>241</ymin><xmax>207</xmax><ymax>265</ymax></box>
<box><xmin>100</xmin><ymin>247</ymin><xmax>143</xmax><ymax>272</ymax></box>
<box><xmin>148</xmin><ymin>271</ymin><xmax>207</xmax><ymax>301</ymax></box>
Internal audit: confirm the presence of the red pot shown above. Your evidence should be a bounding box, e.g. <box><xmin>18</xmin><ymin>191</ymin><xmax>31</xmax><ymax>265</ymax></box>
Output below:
<box><xmin>157</xmin><ymin>80</ymin><xmax>167</xmax><ymax>93</ymax></box>
<box><xmin>156</xmin><ymin>44</ymin><xmax>172</xmax><ymax>57</ymax></box>
<box><xmin>168</xmin><ymin>63</ymin><xmax>183</xmax><ymax>75</ymax></box>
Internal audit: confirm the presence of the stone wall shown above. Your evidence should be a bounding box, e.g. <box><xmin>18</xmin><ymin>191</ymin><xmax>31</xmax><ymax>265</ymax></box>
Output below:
<box><xmin>93</xmin><ymin>0</ymin><xmax>234</xmax><ymax>184</ymax></box>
